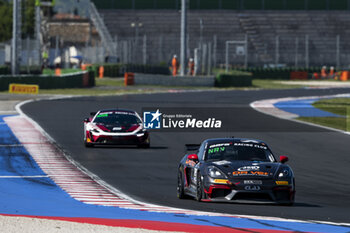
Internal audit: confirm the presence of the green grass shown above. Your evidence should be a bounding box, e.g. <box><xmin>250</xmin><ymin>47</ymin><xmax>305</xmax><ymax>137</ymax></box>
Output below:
<box><xmin>96</xmin><ymin>78</ymin><xmax>124</xmax><ymax>87</ymax></box>
<box><xmin>42</xmin><ymin>68</ymin><xmax>83</xmax><ymax>75</ymax></box>
<box><xmin>297</xmin><ymin>98</ymin><xmax>350</xmax><ymax>131</ymax></box>
<box><xmin>252</xmin><ymin>79</ymin><xmax>304</xmax><ymax>89</ymax></box>
<box><xmin>298</xmin><ymin>117</ymin><xmax>348</xmax><ymax>131</ymax></box>
<box><xmin>313</xmin><ymin>98</ymin><xmax>350</xmax><ymax>115</ymax></box>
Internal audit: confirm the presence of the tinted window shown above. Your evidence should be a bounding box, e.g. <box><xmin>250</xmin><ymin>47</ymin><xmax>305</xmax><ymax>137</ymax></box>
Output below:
<box><xmin>93</xmin><ymin>112</ymin><xmax>141</xmax><ymax>126</ymax></box>
<box><xmin>205</xmin><ymin>142</ymin><xmax>275</xmax><ymax>162</ymax></box>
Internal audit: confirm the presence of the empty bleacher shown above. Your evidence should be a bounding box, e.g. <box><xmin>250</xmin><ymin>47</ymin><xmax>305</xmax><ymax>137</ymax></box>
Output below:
<box><xmin>99</xmin><ymin>9</ymin><xmax>350</xmax><ymax>67</ymax></box>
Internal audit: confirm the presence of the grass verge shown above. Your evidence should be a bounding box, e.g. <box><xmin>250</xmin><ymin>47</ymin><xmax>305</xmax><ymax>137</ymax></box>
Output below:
<box><xmin>0</xmin><ymin>78</ymin><xmax>331</xmax><ymax>96</ymax></box>
<box><xmin>297</xmin><ymin>98</ymin><xmax>350</xmax><ymax>131</ymax></box>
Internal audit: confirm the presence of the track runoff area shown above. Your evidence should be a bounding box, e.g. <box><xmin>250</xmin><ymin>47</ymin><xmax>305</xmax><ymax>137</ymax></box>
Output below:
<box><xmin>0</xmin><ymin>88</ymin><xmax>349</xmax><ymax>232</ymax></box>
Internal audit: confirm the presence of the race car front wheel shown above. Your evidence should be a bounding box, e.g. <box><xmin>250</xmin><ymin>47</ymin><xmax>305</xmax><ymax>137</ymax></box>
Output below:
<box><xmin>195</xmin><ymin>173</ymin><xmax>207</xmax><ymax>201</ymax></box>
<box><xmin>84</xmin><ymin>140</ymin><xmax>94</xmax><ymax>147</ymax></box>
<box><xmin>177</xmin><ymin>172</ymin><xmax>185</xmax><ymax>199</ymax></box>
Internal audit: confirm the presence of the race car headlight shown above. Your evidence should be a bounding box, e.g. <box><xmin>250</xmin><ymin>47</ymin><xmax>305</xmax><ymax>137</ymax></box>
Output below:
<box><xmin>208</xmin><ymin>166</ymin><xmax>226</xmax><ymax>179</ymax></box>
<box><xmin>278</xmin><ymin>169</ymin><xmax>290</xmax><ymax>178</ymax></box>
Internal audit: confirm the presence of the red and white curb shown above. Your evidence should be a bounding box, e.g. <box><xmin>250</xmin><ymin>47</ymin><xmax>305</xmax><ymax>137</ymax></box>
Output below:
<box><xmin>250</xmin><ymin>93</ymin><xmax>350</xmax><ymax>135</ymax></box>
<box><xmin>4</xmin><ymin>114</ymin><xmax>233</xmax><ymax>216</ymax></box>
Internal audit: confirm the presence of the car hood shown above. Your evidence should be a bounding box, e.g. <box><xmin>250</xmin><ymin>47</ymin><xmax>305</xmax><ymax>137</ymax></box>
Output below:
<box><xmin>209</xmin><ymin>160</ymin><xmax>281</xmax><ymax>179</ymax></box>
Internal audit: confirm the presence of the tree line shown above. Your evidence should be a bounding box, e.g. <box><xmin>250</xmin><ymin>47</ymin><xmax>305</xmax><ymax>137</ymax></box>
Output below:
<box><xmin>0</xmin><ymin>0</ymin><xmax>35</xmax><ymax>42</ymax></box>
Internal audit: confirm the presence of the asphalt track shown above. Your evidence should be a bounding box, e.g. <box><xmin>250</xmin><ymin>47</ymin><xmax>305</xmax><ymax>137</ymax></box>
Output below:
<box><xmin>21</xmin><ymin>88</ymin><xmax>350</xmax><ymax>224</ymax></box>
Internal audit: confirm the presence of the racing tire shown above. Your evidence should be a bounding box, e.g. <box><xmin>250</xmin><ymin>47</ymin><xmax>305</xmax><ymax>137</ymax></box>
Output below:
<box><xmin>287</xmin><ymin>178</ymin><xmax>296</xmax><ymax>206</ymax></box>
<box><xmin>84</xmin><ymin>139</ymin><xmax>94</xmax><ymax>148</ymax></box>
<box><xmin>280</xmin><ymin>179</ymin><xmax>295</xmax><ymax>206</ymax></box>
<box><xmin>137</xmin><ymin>143</ymin><xmax>150</xmax><ymax>148</ymax></box>
<box><xmin>138</xmin><ymin>137</ymin><xmax>150</xmax><ymax>148</ymax></box>
<box><xmin>195</xmin><ymin>173</ymin><xmax>207</xmax><ymax>202</ymax></box>
<box><xmin>177</xmin><ymin>172</ymin><xmax>186</xmax><ymax>199</ymax></box>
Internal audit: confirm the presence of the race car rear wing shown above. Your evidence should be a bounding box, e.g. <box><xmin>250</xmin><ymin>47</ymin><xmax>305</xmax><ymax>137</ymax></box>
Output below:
<box><xmin>185</xmin><ymin>144</ymin><xmax>200</xmax><ymax>151</ymax></box>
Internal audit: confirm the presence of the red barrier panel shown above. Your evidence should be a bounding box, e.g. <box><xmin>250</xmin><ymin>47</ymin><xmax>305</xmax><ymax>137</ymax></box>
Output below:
<box><xmin>290</xmin><ymin>71</ymin><xmax>308</xmax><ymax>80</ymax></box>
<box><xmin>124</xmin><ymin>72</ymin><xmax>134</xmax><ymax>86</ymax></box>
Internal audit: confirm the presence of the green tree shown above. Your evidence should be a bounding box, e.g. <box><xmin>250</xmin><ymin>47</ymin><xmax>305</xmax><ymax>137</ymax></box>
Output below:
<box><xmin>22</xmin><ymin>0</ymin><xmax>35</xmax><ymax>37</ymax></box>
<box><xmin>0</xmin><ymin>0</ymin><xmax>36</xmax><ymax>42</ymax></box>
<box><xmin>0</xmin><ymin>0</ymin><xmax>12</xmax><ymax>42</ymax></box>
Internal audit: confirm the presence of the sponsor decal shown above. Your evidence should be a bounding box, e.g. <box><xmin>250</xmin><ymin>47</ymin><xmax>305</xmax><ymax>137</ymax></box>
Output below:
<box><xmin>209</xmin><ymin>143</ymin><xmax>231</xmax><ymax>148</ymax></box>
<box><xmin>9</xmin><ymin>84</ymin><xmax>39</xmax><ymax>94</ymax></box>
<box><xmin>237</xmin><ymin>166</ymin><xmax>260</xmax><ymax>171</ymax></box>
<box><xmin>97</xmin><ymin>114</ymin><xmax>108</xmax><ymax>118</ymax></box>
<box><xmin>244</xmin><ymin>180</ymin><xmax>263</xmax><ymax>185</ymax></box>
<box><xmin>241</xmin><ymin>140</ymin><xmax>259</xmax><ymax>143</ymax></box>
<box><xmin>212</xmin><ymin>160</ymin><xmax>231</xmax><ymax>166</ymax></box>
<box><xmin>208</xmin><ymin>147</ymin><xmax>226</xmax><ymax>154</ymax></box>
<box><xmin>244</xmin><ymin>185</ymin><xmax>261</xmax><ymax>191</ymax></box>
<box><xmin>232</xmin><ymin>171</ymin><xmax>269</xmax><ymax>176</ymax></box>
<box><xmin>275</xmin><ymin>181</ymin><xmax>289</xmax><ymax>185</ymax></box>
<box><xmin>234</xmin><ymin>143</ymin><xmax>267</xmax><ymax>150</ymax></box>
<box><xmin>214</xmin><ymin>179</ymin><xmax>230</xmax><ymax>184</ymax></box>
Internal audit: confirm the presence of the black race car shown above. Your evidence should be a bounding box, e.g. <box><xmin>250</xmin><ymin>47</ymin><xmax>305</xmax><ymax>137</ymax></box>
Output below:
<box><xmin>177</xmin><ymin>138</ymin><xmax>295</xmax><ymax>205</ymax></box>
<box><xmin>83</xmin><ymin>109</ymin><xmax>150</xmax><ymax>147</ymax></box>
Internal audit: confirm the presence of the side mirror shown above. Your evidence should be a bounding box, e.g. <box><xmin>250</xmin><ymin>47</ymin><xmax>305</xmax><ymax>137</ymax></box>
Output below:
<box><xmin>84</xmin><ymin>118</ymin><xmax>90</xmax><ymax>123</ymax></box>
<box><xmin>188</xmin><ymin>154</ymin><xmax>199</xmax><ymax>161</ymax></box>
<box><xmin>279</xmin><ymin>155</ymin><xmax>289</xmax><ymax>164</ymax></box>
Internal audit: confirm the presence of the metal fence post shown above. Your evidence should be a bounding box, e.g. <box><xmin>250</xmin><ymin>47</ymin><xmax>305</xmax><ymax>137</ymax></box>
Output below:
<box><xmin>244</xmin><ymin>34</ymin><xmax>248</xmax><ymax>69</ymax></box>
<box><xmin>275</xmin><ymin>35</ymin><xmax>279</xmax><ymax>66</ymax></box>
<box><xmin>53</xmin><ymin>36</ymin><xmax>59</xmax><ymax>65</ymax></box>
<box><xmin>180</xmin><ymin>0</ymin><xmax>187</xmax><ymax>75</ymax></box>
<box><xmin>305</xmin><ymin>35</ymin><xmax>309</xmax><ymax>69</ymax></box>
<box><xmin>35</xmin><ymin>3</ymin><xmax>41</xmax><ymax>67</ymax></box>
<box><xmin>11</xmin><ymin>0</ymin><xmax>21</xmax><ymax>75</ymax></box>
<box><xmin>143</xmin><ymin>35</ymin><xmax>147</xmax><ymax>65</ymax></box>
<box><xmin>213</xmin><ymin>35</ymin><xmax>217</xmax><ymax>68</ymax></box>
<box><xmin>225</xmin><ymin>41</ymin><xmax>229</xmax><ymax>73</ymax></box>
<box><xmin>114</xmin><ymin>35</ymin><xmax>118</xmax><ymax>60</ymax></box>
<box><xmin>202</xmin><ymin>43</ymin><xmax>207</xmax><ymax>74</ymax></box>
<box><xmin>336</xmin><ymin>35</ymin><xmax>340</xmax><ymax>69</ymax></box>
<box><xmin>199</xmin><ymin>18</ymin><xmax>203</xmax><ymax>49</ymax></box>
<box><xmin>295</xmin><ymin>37</ymin><xmax>299</xmax><ymax>68</ymax></box>
<box><xmin>158</xmin><ymin>35</ymin><xmax>163</xmax><ymax>63</ymax></box>
<box><xmin>208</xmin><ymin>42</ymin><xmax>212</xmax><ymax>75</ymax></box>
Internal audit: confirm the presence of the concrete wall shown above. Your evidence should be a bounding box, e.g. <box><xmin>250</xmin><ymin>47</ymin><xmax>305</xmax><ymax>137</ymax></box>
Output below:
<box><xmin>134</xmin><ymin>73</ymin><xmax>215</xmax><ymax>86</ymax></box>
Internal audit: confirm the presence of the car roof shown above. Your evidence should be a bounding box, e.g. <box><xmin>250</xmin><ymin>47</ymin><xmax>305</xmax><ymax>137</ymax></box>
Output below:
<box><xmin>98</xmin><ymin>109</ymin><xmax>137</xmax><ymax>114</ymax></box>
<box><xmin>203</xmin><ymin>138</ymin><xmax>267</xmax><ymax>145</ymax></box>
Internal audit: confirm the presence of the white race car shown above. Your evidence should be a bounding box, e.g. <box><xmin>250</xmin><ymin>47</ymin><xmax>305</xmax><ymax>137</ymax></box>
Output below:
<box><xmin>84</xmin><ymin>109</ymin><xmax>150</xmax><ymax>148</ymax></box>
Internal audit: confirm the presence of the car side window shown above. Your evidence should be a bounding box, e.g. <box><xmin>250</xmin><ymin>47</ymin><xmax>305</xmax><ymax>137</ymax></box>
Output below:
<box><xmin>197</xmin><ymin>143</ymin><xmax>207</xmax><ymax>161</ymax></box>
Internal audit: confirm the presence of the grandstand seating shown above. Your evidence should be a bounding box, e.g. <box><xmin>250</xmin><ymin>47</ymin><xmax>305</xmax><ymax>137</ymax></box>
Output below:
<box><xmin>92</xmin><ymin>0</ymin><xmax>349</xmax><ymax>11</ymax></box>
<box><xmin>99</xmin><ymin>9</ymin><xmax>350</xmax><ymax>66</ymax></box>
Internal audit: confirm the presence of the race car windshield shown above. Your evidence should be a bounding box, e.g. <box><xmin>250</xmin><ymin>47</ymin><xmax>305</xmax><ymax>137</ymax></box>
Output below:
<box><xmin>205</xmin><ymin>142</ymin><xmax>275</xmax><ymax>162</ymax></box>
<box><xmin>93</xmin><ymin>112</ymin><xmax>141</xmax><ymax>126</ymax></box>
